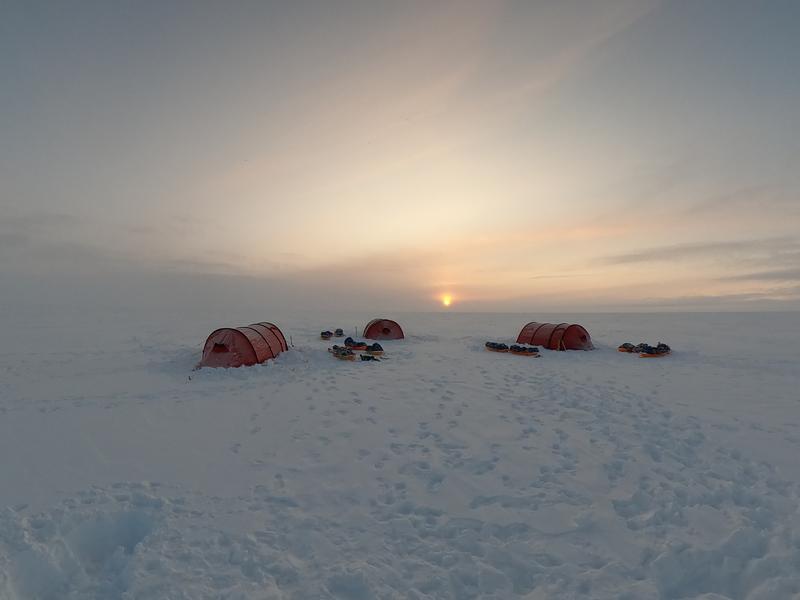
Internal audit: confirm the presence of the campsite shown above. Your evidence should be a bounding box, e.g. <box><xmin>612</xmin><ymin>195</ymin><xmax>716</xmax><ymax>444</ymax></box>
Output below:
<box><xmin>3</xmin><ymin>0</ymin><xmax>799</xmax><ymax>597</ymax></box>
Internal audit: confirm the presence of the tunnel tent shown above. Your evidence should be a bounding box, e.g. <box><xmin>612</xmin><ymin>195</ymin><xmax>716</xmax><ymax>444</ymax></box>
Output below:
<box><xmin>363</xmin><ymin>318</ymin><xmax>404</xmax><ymax>340</ymax></box>
<box><xmin>248</xmin><ymin>322</ymin><xmax>288</xmax><ymax>355</ymax></box>
<box><xmin>516</xmin><ymin>322</ymin><xmax>593</xmax><ymax>351</ymax></box>
<box><xmin>200</xmin><ymin>321</ymin><xmax>288</xmax><ymax>368</ymax></box>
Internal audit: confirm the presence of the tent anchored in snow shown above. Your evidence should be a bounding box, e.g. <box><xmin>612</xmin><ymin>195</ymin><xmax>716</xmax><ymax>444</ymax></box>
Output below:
<box><xmin>199</xmin><ymin>322</ymin><xmax>288</xmax><ymax>368</ymax></box>
<box><xmin>363</xmin><ymin>318</ymin><xmax>404</xmax><ymax>340</ymax></box>
<box><xmin>516</xmin><ymin>322</ymin><xmax>593</xmax><ymax>351</ymax></box>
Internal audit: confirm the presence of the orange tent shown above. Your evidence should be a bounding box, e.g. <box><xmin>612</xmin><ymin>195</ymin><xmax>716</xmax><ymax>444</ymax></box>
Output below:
<box><xmin>200</xmin><ymin>322</ymin><xmax>288</xmax><ymax>368</ymax></box>
<box><xmin>363</xmin><ymin>318</ymin><xmax>404</xmax><ymax>340</ymax></box>
<box><xmin>516</xmin><ymin>322</ymin><xmax>593</xmax><ymax>351</ymax></box>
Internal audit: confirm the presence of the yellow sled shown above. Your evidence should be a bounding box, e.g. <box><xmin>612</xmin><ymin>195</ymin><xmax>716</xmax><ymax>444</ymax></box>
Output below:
<box><xmin>640</xmin><ymin>351</ymin><xmax>671</xmax><ymax>358</ymax></box>
<box><xmin>328</xmin><ymin>347</ymin><xmax>356</xmax><ymax>361</ymax></box>
<box><xmin>510</xmin><ymin>349</ymin><xmax>540</xmax><ymax>357</ymax></box>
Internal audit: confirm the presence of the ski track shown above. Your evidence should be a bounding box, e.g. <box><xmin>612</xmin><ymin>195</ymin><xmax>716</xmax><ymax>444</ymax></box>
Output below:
<box><xmin>2</xmin><ymin>313</ymin><xmax>800</xmax><ymax>599</ymax></box>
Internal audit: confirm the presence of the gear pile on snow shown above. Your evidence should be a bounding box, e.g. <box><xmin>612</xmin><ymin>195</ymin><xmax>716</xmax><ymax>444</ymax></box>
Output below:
<box><xmin>329</xmin><ymin>341</ymin><xmax>384</xmax><ymax>362</ymax></box>
<box><xmin>509</xmin><ymin>344</ymin><xmax>540</xmax><ymax>356</ymax></box>
<box><xmin>344</xmin><ymin>337</ymin><xmax>368</xmax><ymax>350</ymax></box>
<box><xmin>618</xmin><ymin>341</ymin><xmax>671</xmax><ymax>357</ymax></box>
<box><xmin>485</xmin><ymin>342</ymin><xmax>510</xmax><ymax>353</ymax></box>
<box><xmin>328</xmin><ymin>345</ymin><xmax>356</xmax><ymax>360</ymax></box>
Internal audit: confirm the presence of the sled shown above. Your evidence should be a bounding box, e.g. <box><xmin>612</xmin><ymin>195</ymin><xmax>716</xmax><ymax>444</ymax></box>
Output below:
<box><xmin>328</xmin><ymin>347</ymin><xmax>356</xmax><ymax>361</ymax></box>
<box><xmin>640</xmin><ymin>351</ymin><xmax>671</xmax><ymax>358</ymax></box>
<box><xmin>617</xmin><ymin>346</ymin><xmax>634</xmax><ymax>353</ymax></box>
<box><xmin>486</xmin><ymin>347</ymin><xmax>509</xmax><ymax>353</ymax></box>
<box><xmin>343</xmin><ymin>337</ymin><xmax>368</xmax><ymax>351</ymax></box>
<box><xmin>510</xmin><ymin>349</ymin><xmax>540</xmax><ymax>357</ymax></box>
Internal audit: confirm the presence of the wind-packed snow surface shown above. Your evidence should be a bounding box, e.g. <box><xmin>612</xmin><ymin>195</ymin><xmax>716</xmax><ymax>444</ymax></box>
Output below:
<box><xmin>2</xmin><ymin>309</ymin><xmax>800</xmax><ymax>599</ymax></box>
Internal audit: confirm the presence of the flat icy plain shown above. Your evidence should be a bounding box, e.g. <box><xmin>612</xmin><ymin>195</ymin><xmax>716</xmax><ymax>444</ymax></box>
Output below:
<box><xmin>2</xmin><ymin>309</ymin><xmax>799</xmax><ymax>599</ymax></box>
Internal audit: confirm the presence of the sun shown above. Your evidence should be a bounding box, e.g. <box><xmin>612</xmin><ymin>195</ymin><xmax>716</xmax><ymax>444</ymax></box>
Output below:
<box><xmin>441</xmin><ymin>294</ymin><xmax>453</xmax><ymax>307</ymax></box>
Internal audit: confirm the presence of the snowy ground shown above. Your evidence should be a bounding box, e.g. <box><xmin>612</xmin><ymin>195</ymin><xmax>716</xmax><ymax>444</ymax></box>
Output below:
<box><xmin>2</xmin><ymin>309</ymin><xmax>800</xmax><ymax>599</ymax></box>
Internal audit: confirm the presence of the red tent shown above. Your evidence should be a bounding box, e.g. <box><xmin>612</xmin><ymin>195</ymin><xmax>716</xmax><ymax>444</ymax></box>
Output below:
<box><xmin>516</xmin><ymin>322</ymin><xmax>593</xmax><ymax>351</ymax></box>
<box><xmin>200</xmin><ymin>322</ymin><xmax>288</xmax><ymax>368</ymax></box>
<box><xmin>363</xmin><ymin>318</ymin><xmax>404</xmax><ymax>340</ymax></box>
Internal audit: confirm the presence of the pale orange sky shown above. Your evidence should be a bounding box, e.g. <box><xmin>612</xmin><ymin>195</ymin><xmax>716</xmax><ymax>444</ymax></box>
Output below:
<box><xmin>2</xmin><ymin>0</ymin><xmax>799</xmax><ymax>311</ymax></box>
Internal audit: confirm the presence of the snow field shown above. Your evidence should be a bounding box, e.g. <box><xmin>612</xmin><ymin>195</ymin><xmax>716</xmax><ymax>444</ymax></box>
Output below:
<box><xmin>2</xmin><ymin>310</ymin><xmax>800</xmax><ymax>599</ymax></box>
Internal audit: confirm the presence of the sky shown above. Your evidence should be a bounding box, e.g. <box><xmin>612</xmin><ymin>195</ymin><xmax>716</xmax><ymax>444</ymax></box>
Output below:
<box><xmin>2</xmin><ymin>0</ymin><xmax>799</xmax><ymax>312</ymax></box>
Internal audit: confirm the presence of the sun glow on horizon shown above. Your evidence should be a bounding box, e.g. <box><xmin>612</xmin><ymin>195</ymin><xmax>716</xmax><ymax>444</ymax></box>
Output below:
<box><xmin>441</xmin><ymin>294</ymin><xmax>453</xmax><ymax>307</ymax></box>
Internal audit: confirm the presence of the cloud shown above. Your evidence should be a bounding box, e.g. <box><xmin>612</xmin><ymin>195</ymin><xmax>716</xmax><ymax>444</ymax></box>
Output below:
<box><xmin>720</xmin><ymin>267</ymin><xmax>800</xmax><ymax>282</ymax></box>
<box><xmin>0</xmin><ymin>211</ymin><xmax>84</xmax><ymax>256</ymax></box>
<box><xmin>528</xmin><ymin>273</ymin><xmax>591</xmax><ymax>280</ymax></box>
<box><xmin>602</xmin><ymin>236</ymin><xmax>800</xmax><ymax>265</ymax></box>
<box><xmin>635</xmin><ymin>287</ymin><xmax>800</xmax><ymax>310</ymax></box>
<box><xmin>1</xmin><ymin>212</ymin><xmax>81</xmax><ymax>230</ymax></box>
<box><xmin>0</xmin><ymin>232</ymin><xmax>30</xmax><ymax>250</ymax></box>
<box><xmin>684</xmin><ymin>185</ymin><xmax>800</xmax><ymax>217</ymax></box>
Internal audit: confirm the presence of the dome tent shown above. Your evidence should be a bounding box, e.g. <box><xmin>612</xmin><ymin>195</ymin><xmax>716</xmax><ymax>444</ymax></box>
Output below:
<box><xmin>363</xmin><ymin>318</ymin><xmax>404</xmax><ymax>340</ymax></box>
<box><xmin>516</xmin><ymin>322</ymin><xmax>593</xmax><ymax>351</ymax></box>
<box><xmin>200</xmin><ymin>322</ymin><xmax>288</xmax><ymax>368</ymax></box>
